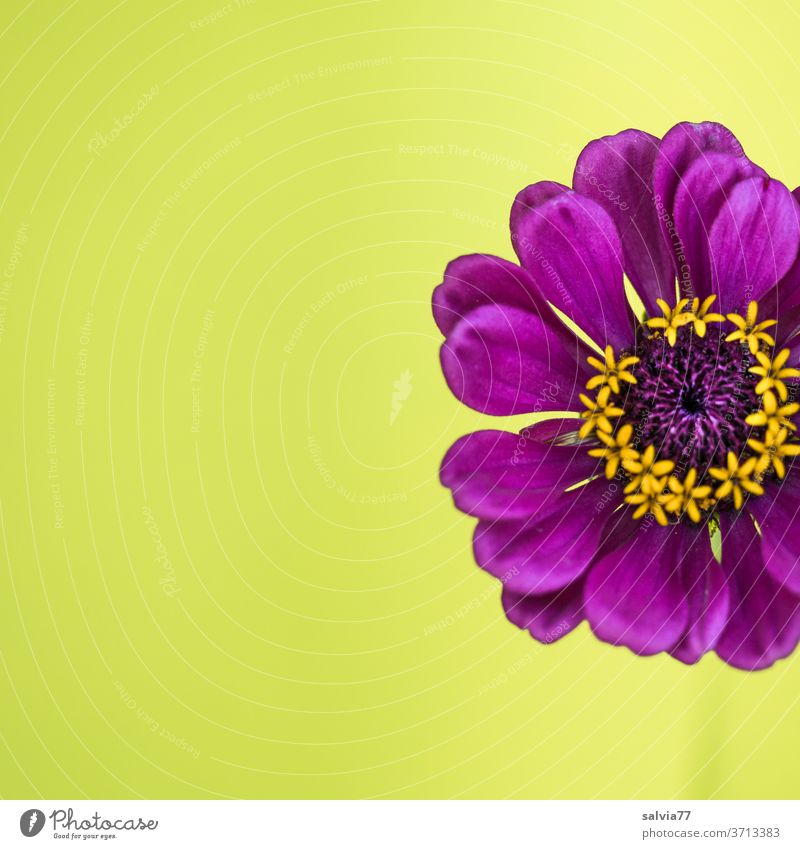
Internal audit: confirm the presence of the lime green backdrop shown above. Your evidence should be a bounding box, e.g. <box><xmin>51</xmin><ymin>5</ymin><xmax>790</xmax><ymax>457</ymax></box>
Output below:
<box><xmin>1</xmin><ymin>0</ymin><xmax>799</xmax><ymax>800</ymax></box>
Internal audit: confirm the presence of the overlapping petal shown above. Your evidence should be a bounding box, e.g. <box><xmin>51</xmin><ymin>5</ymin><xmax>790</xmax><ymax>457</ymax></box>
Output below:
<box><xmin>651</xmin><ymin>121</ymin><xmax>800</xmax><ymax>313</ymax></box>
<box><xmin>433</xmin><ymin>254</ymin><xmax>552</xmax><ymax>336</ymax></box>
<box><xmin>502</xmin><ymin>580</ymin><xmax>585</xmax><ymax>644</ymax></box>
<box><xmin>671</xmin><ymin>151</ymin><xmax>765</xmax><ymax>304</ymax></box>
<box><xmin>509</xmin><ymin>180</ymin><xmax>569</xmax><ymax>249</ymax></box>
<box><xmin>757</xmin><ymin>188</ymin><xmax>800</xmax><ymax>345</ymax></box>
<box><xmin>511</xmin><ymin>189</ymin><xmax>634</xmax><ymax>348</ymax></box>
<box><xmin>716</xmin><ymin>512</ymin><xmax>800</xmax><ymax>670</ymax></box>
<box><xmin>706</xmin><ymin>176</ymin><xmax>800</xmax><ymax>312</ymax></box>
<box><xmin>749</xmin><ymin>469</ymin><xmax>800</xmax><ymax>594</ymax></box>
<box><xmin>653</xmin><ymin>120</ymin><xmax>748</xmax><ymax>239</ymax></box>
<box><xmin>573</xmin><ymin>128</ymin><xmax>675</xmax><ymax>315</ymax></box>
<box><xmin>440</xmin><ymin>427</ymin><xmax>597</xmax><ymax>521</ymax></box>
<box><xmin>440</xmin><ymin>303</ymin><xmax>590</xmax><ymax>416</ymax></box>
<box><xmin>716</xmin><ymin>514</ymin><xmax>800</xmax><ymax>670</ymax></box>
<box><xmin>584</xmin><ymin>517</ymin><xmax>690</xmax><ymax>655</ymax></box>
<box><xmin>669</xmin><ymin>527</ymin><xmax>729</xmax><ymax>664</ymax></box>
<box><xmin>473</xmin><ymin>477</ymin><xmax>618</xmax><ymax>595</ymax></box>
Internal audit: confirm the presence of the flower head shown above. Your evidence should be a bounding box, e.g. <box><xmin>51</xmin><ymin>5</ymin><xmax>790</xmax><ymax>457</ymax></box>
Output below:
<box><xmin>436</xmin><ymin>121</ymin><xmax>800</xmax><ymax>669</ymax></box>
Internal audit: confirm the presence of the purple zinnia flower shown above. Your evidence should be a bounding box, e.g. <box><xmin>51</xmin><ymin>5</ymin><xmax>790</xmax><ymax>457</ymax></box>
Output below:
<box><xmin>434</xmin><ymin>121</ymin><xmax>800</xmax><ymax>670</ymax></box>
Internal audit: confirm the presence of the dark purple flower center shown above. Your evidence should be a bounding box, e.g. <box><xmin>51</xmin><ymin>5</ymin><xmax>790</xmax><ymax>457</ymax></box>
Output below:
<box><xmin>621</xmin><ymin>326</ymin><xmax>760</xmax><ymax>473</ymax></box>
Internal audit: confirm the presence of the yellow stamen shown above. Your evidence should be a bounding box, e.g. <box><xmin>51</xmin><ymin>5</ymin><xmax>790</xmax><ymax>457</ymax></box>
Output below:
<box><xmin>586</xmin><ymin>345</ymin><xmax>639</xmax><ymax>394</ymax></box>
<box><xmin>747</xmin><ymin>426</ymin><xmax>800</xmax><ymax>479</ymax></box>
<box><xmin>588</xmin><ymin>423</ymin><xmax>638</xmax><ymax>479</ymax></box>
<box><xmin>622</xmin><ymin>445</ymin><xmax>675</xmax><ymax>494</ymax></box>
<box><xmin>645</xmin><ymin>298</ymin><xmax>694</xmax><ymax>346</ymax></box>
<box><xmin>726</xmin><ymin>300</ymin><xmax>777</xmax><ymax>354</ymax></box>
<box><xmin>696</xmin><ymin>494</ymin><xmax>716</xmax><ymax>513</ymax></box>
<box><xmin>708</xmin><ymin>451</ymin><xmax>764</xmax><ymax>510</ymax></box>
<box><xmin>624</xmin><ymin>487</ymin><xmax>670</xmax><ymax>526</ymax></box>
<box><xmin>745</xmin><ymin>389</ymin><xmax>800</xmax><ymax>435</ymax></box>
<box><xmin>663</xmin><ymin>468</ymin><xmax>713</xmax><ymax>523</ymax></box>
<box><xmin>578</xmin><ymin>386</ymin><xmax>624</xmax><ymax>439</ymax></box>
<box><xmin>748</xmin><ymin>347</ymin><xmax>800</xmax><ymax>401</ymax></box>
<box><xmin>687</xmin><ymin>295</ymin><xmax>725</xmax><ymax>338</ymax></box>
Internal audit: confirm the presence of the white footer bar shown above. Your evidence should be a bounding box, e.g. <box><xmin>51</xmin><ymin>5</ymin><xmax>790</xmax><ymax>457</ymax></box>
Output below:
<box><xmin>1</xmin><ymin>800</ymin><xmax>797</xmax><ymax>848</ymax></box>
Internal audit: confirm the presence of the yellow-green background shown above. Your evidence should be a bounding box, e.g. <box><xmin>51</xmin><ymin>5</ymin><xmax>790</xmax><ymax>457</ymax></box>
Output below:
<box><xmin>1</xmin><ymin>0</ymin><xmax>799</xmax><ymax>800</ymax></box>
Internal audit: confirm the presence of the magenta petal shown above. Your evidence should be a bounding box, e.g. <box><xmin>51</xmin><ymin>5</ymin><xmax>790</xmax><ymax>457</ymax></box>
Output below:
<box><xmin>672</xmin><ymin>152</ymin><xmax>766</xmax><ymax>303</ymax></box>
<box><xmin>573</xmin><ymin>128</ymin><xmax>675</xmax><ymax>315</ymax></box>
<box><xmin>654</xmin><ymin>121</ymin><xmax>747</xmax><ymax>233</ymax></box>
<box><xmin>473</xmin><ymin>478</ymin><xmax>618</xmax><ymax>594</ymax></box>
<box><xmin>584</xmin><ymin>517</ymin><xmax>689</xmax><ymax>655</ymax></box>
<box><xmin>511</xmin><ymin>190</ymin><xmax>634</xmax><ymax>349</ymax></box>
<box><xmin>715</xmin><ymin>512</ymin><xmax>800</xmax><ymax>670</ymax></box>
<box><xmin>440</xmin><ymin>429</ymin><xmax>599</xmax><ymax>521</ymax></box>
<box><xmin>440</xmin><ymin>303</ymin><xmax>589</xmax><ymax>416</ymax></box>
<box><xmin>707</xmin><ymin>176</ymin><xmax>800</xmax><ymax>312</ymax></box>
<box><xmin>759</xmin><ymin>187</ymin><xmax>800</xmax><ymax>345</ymax></box>
<box><xmin>502</xmin><ymin>580</ymin><xmax>584</xmax><ymax>644</ymax></box>
<box><xmin>669</xmin><ymin>527</ymin><xmax>729</xmax><ymax>665</ymax></box>
<box><xmin>749</xmin><ymin>475</ymin><xmax>800</xmax><ymax>594</ymax></box>
<box><xmin>779</xmin><ymin>309</ymin><xmax>800</xmax><ymax>353</ymax></box>
<box><xmin>433</xmin><ymin>254</ymin><xmax>551</xmax><ymax>336</ymax></box>
<box><xmin>520</xmin><ymin>417</ymin><xmax>582</xmax><ymax>444</ymax></box>
<box><xmin>762</xmin><ymin>270</ymin><xmax>800</xmax><ymax>347</ymax></box>
<box><xmin>509</xmin><ymin>180</ymin><xmax>569</xmax><ymax>250</ymax></box>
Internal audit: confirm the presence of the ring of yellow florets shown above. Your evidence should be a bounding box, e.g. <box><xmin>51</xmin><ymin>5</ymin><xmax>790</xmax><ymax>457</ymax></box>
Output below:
<box><xmin>581</xmin><ymin>296</ymin><xmax>800</xmax><ymax>526</ymax></box>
